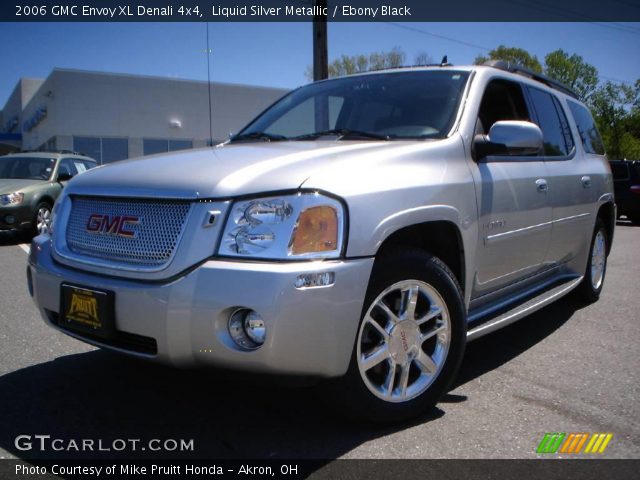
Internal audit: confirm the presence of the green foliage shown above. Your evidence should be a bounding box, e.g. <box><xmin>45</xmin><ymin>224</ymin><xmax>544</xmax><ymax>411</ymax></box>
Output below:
<box><xmin>305</xmin><ymin>47</ymin><xmax>407</xmax><ymax>81</ymax></box>
<box><xmin>473</xmin><ymin>45</ymin><xmax>543</xmax><ymax>73</ymax></box>
<box><xmin>590</xmin><ymin>81</ymin><xmax>636</xmax><ymax>158</ymax></box>
<box><xmin>544</xmin><ymin>49</ymin><xmax>599</xmax><ymax>102</ymax></box>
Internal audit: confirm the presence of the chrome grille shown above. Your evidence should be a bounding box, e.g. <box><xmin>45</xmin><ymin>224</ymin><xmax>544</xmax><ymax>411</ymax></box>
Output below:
<box><xmin>66</xmin><ymin>196</ymin><xmax>192</xmax><ymax>266</ymax></box>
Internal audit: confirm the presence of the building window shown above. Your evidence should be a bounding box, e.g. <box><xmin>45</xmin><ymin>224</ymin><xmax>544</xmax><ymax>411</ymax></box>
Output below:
<box><xmin>73</xmin><ymin>136</ymin><xmax>128</xmax><ymax>164</ymax></box>
<box><xmin>73</xmin><ymin>137</ymin><xmax>101</xmax><ymax>161</ymax></box>
<box><xmin>144</xmin><ymin>139</ymin><xmax>193</xmax><ymax>156</ymax></box>
<box><xmin>143</xmin><ymin>139</ymin><xmax>168</xmax><ymax>156</ymax></box>
<box><xmin>101</xmin><ymin>138</ymin><xmax>128</xmax><ymax>164</ymax></box>
<box><xmin>169</xmin><ymin>139</ymin><xmax>193</xmax><ymax>151</ymax></box>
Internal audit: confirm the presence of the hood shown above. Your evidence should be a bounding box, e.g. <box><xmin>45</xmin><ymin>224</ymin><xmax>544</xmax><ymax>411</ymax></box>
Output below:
<box><xmin>65</xmin><ymin>140</ymin><xmax>450</xmax><ymax>199</ymax></box>
<box><xmin>0</xmin><ymin>178</ymin><xmax>47</xmax><ymax>194</ymax></box>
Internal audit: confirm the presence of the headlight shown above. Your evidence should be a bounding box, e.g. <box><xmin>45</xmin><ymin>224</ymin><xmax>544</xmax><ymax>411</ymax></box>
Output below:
<box><xmin>0</xmin><ymin>192</ymin><xmax>24</xmax><ymax>206</ymax></box>
<box><xmin>219</xmin><ymin>192</ymin><xmax>345</xmax><ymax>260</ymax></box>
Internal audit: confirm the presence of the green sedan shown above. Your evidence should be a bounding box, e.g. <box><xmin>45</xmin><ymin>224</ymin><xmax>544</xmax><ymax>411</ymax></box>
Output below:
<box><xmin>0</xmin><ymin>151</ymin><xmax>97</xmax><ymax>236</ymax></box>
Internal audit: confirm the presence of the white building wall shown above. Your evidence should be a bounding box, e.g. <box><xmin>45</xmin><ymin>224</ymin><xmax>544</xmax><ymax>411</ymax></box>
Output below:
<box><xmin>19</xmin><ymin>69</ymin><xmax>288</xmax><ymax>157</ymax></box>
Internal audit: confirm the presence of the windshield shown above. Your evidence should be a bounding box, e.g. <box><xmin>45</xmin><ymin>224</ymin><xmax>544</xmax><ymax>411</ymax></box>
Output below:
<box><xmin>235</xmin><ymin>70</ymin><xmax>470</xmax><ymax>141</ymax></box>
<box><xmin>0</xmin><ymin>156</ymin><xmax>56</xmax><ymax>180</ymax></box>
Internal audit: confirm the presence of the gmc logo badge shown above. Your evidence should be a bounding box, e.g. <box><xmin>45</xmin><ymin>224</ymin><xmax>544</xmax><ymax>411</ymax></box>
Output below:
<box><xmin>86</xmin><ymin>214</ymin><xmax>141</xmax><ymax>238</ymax></box>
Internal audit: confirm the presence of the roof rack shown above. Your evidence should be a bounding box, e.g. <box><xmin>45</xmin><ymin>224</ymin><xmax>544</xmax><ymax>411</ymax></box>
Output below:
<box><xmin>19</xmin><ymin>149</ymin><xmax>83</xmax><ymax>155</ymax></box>
<box><xmin>483</xmin><ymin>60</ymin><xmax>578</xmax><ymax>99</ymax></box>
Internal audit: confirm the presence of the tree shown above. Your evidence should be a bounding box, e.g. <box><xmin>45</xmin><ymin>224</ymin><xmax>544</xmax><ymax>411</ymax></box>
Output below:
<box><xmin>305</xmin><ymin>47</ymin><xmax>407</xmax><ymax>80</ymax></box>
<box><xmin>544</xmin><ymin>50</ymin><xmax>599</xmax><ymax>102</ymax></box>
<box><xmin>414</xmin><ymin>51</ymin><xmax>434</xmax><ymax>66</ymax></box>
<box><xmin>473</xmin><ymin>45</ymin><xmax>542</xmax><ymax>73</ymax></box>
<box><xmin>590</xmin><ymin>81</ymin><xmax>636</xmax><ymax>159</ymax></box>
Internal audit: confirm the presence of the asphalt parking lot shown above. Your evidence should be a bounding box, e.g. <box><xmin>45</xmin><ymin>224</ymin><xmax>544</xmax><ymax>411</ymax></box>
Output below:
<box><xmin>0</xmin><ymin>223</ymin><xmax>638</xmax><ymax>462</ymax></box>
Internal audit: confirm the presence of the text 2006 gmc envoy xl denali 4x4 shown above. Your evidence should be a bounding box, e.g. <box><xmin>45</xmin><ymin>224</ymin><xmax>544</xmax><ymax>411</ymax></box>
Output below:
<box><xmin>28</xmin><ymin>61</ymin><xmax>614</xmax><ymax>421</ymax></box>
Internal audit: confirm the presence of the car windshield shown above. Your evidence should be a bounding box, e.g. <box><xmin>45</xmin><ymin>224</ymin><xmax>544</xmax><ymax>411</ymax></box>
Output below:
<box><xmin>234</xmin><ymin>70</ymin><xmax>470</xmax><ymax>141</ymax></box>
<box><xmin>0</xmin><ymin>156</ymin><xmax>57</xmax><ymax>180</ymax></box>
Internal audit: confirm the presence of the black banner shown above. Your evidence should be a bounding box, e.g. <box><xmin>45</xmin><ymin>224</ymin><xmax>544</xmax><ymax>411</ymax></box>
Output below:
<box><xmin>3</xmin><ymin>0</ymin><xmax>640</xmax><ymax>22</ymax></box>
<box><xmin>1</xmin><ymin>459</ymin><xmax>639</xmax><ymax>479</ymax></box>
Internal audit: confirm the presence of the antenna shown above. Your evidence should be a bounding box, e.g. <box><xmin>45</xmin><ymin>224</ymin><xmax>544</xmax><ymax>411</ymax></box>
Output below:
<box><xmin>206</xmin><ymin>23</ymin><xmax>214</xmax><ymax>146</ymax></box>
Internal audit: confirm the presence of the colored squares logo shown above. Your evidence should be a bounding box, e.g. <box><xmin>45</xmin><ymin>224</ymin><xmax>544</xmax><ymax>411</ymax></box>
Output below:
<box><xmin>537</xmin><ymin>433</ymin><xmax>613</xmax><ymax>454</ymax></box>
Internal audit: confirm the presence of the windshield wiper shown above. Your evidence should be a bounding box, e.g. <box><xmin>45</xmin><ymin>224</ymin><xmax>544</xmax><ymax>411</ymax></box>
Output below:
<box><xmin>293</xmin><ymin>129</ymin><xmax>390</xmax><ymax>141</ymax></box>
<box><xmin>230</xmin><ymin>132</ymin><xmax>289</xmax><ymax>143</ymax></box>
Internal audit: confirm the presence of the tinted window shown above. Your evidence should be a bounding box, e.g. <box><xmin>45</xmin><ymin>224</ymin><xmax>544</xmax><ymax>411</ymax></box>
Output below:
<box><xmin>610</xmin><ymin>162</ymin><xmax>629</xmax><ymax>180</ymax></box>
<box><xmin>528</xmin><ymin>88</ymin><xmax>574</xmax><ymax>156</ymax></box>
<box><xmin>477</xmin><ymin>79</ymin><xmax>530</xmax><ymax>135</ymax></box>
<box><xmin>567</xmin><ymin>100</ymin><xmax>605</xmax><ymax>155</ymax></box>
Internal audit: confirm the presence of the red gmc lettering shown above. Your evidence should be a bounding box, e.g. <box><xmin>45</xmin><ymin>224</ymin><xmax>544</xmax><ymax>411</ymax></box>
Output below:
<box><xmin>86</xmin><ymin>214</ymin><xmax>140</xmax><ymax>237</ymax></box>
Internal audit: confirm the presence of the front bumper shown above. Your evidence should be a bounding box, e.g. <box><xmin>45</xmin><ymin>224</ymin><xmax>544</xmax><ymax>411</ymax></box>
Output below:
<box><xmin>28</xmin><ymin>236</ymin><xmax>374</xmax><ymax>378</ymax></box>
<box><xmin>0</xmin><ymin>204</ymin><xmax>32</xmax><ymax>230</ymax></box>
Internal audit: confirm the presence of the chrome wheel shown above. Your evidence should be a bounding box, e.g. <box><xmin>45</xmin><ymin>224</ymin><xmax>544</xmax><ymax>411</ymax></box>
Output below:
<box><xmin>36</xmin><ymin>206</ymin><xmax>51</xmax><ymax>235</ymax></box>
<box><xmin>357</xmin><ymin>279</ymin><xmax>451</xmax><ymax>403</ymax></box>
<box><xmin>590</xmin><ymin>229</ymin><xmax>606</xmax><ymax>290</ymax></box>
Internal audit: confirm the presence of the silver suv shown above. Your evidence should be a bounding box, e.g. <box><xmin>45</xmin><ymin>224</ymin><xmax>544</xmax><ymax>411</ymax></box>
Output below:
<box><xmin>28</xmin><ymin>62</ymin><xmax>614</xmax><ymax>421</ymax></box>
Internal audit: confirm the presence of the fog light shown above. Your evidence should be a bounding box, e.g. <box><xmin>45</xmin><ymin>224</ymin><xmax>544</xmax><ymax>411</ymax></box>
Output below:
<box><xmin>4</xmin><ymin>215</ymin><xmax>16</xmax><ymax>225</ymax></box>
<box><xmin>295</xmin><ymin>272</ymin><xmax>335</xmax><ymax>289</ymax></box>
<box><xmin>228</xmin><ymin>309</ymin><xmax>266</xmax><ymax>350</ymax></box>
<box><xmin>244</xmin><ymin>310</ymin><xmax>266</xmax><ymax>344</ymax></box>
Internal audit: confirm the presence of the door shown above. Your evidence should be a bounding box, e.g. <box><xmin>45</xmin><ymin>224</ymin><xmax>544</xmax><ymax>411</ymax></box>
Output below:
<box><xmin>526</xmin><ymin>89</ymin><xmax>594</xmax><ymax>266</ymax></box>
<box><xmin>470</xmin><ymin>79</ymin><xmax>553</xmax><ymax>298</ymax></box>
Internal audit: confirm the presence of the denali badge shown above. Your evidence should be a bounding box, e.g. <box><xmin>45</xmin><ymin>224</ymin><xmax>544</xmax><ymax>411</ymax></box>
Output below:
<box><xmin>86</xmin><ymin>214</ymin><xmax>141</xmax><ymax>238</ymax></box>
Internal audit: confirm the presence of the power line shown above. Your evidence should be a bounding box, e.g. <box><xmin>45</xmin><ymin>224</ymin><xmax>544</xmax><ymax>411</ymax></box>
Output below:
<box><xmin>386</xmin><ymin>21</ymin><xmax>638</xmax><ymax>86</ymax></box>
<box><xmin>507</xmin><ymin>0</ymin><xmax>640</xmax><ymax>36</ymax></box>
<box><xmin>385</xmin><ymin>23</ymin><xmax>492</xmax><ymax>52</ymax></box>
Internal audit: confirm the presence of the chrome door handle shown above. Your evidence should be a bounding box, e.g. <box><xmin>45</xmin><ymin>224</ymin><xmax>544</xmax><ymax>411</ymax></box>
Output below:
<box><xmin>536</xmin><ymin>179</ymin><xmax>548</xmax><ymax>192</ymax></box>
<box><xmin>581</xmin><ymin>175</ymin><xmax>592</xmax><ymax>188</ymax></box>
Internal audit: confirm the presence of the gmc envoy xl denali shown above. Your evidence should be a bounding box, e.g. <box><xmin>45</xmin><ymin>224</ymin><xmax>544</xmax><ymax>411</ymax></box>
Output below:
<box><xmin>28</xmin><ymin>62</ymin><xmax>614</xmax><ymax>421</ymax></box>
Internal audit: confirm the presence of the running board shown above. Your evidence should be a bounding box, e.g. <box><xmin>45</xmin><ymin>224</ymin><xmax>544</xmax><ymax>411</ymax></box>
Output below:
<box><xmin>466</xmin><ymin>276</ymin><xmax>583</xmax><ymax>341</ymax></box>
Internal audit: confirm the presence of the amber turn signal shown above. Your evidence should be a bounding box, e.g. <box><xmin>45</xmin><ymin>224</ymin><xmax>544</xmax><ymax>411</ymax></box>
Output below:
<box><xmin>290</xmin><ymin>206</ymin><xmax>338</xmax><ymax>255</ymax></box>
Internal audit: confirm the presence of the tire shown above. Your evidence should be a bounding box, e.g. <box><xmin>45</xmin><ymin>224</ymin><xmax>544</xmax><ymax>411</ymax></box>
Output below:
<box><xmin>576</xmin><ymin>219</ymin><xmax>608</xmax><ymax>303</ymax></box>
<box><xmin>32</xmin><ymin>202</ymin><xmax>52</xmax><ymax>236</ymax></box>
<box><xmin>334</xmin><ymin>249</ymin><xmax>466</xmax><ymax>423</ymax></box>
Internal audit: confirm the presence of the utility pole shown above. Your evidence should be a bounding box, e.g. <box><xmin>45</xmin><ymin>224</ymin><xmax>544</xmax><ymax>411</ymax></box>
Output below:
<box><xmin>312</xmin><ymin>0</ymin><xmax>328</xmax><ymax>81</ymax></box>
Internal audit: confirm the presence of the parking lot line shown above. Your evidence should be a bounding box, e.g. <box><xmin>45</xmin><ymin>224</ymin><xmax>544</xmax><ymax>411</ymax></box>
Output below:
<box><xmin>18</xmin><ymin>244</ymin><xmax>30</xmax><ymax>254</ymax></box>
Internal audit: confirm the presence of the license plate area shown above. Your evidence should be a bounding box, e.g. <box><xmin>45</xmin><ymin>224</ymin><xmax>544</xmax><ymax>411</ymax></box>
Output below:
<box><xmin>60</xmin><ymin>284</ymin><xmax>115</xmax><ymax>340</ymax></box>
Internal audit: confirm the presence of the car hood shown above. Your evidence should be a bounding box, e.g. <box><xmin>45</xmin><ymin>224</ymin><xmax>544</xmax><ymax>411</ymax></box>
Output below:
<box><xmin>0</xmin><ymin>178</ymin><xmax>47</xmax><ymax>194</ymax></box>
<box><xmin>65</xmin><ymin>140</ymin><xmax>447</xmax><ymax>199</ymax></box>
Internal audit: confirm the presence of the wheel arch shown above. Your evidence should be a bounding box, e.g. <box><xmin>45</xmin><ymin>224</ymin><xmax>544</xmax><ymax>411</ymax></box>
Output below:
<box><xmin>374</xmin><ymin>220</ymin><xmax>466</xmax><ymax>295</ymax></box>
<box><xmin>596</xmin><ymin>201</ymin><xmax>615</xmax><ymax>255</ymax></box>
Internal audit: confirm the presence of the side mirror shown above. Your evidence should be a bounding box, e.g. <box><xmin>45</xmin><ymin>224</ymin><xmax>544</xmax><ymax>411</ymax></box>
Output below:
<box><xmin>474</xmin><ymin>120</ymin><xmax>543</xmax><ymax>161</ymax></box>
<box><xmin>57</xmin><ymin>172</ymin><xmax>73</xmax><ymax>182</ymax></box>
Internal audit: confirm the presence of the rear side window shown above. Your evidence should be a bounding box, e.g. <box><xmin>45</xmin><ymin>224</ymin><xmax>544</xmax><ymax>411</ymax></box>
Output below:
<box><xmin>528</xmin><ymin>88</ymin><xmax>574</xmax><ymax>157</ymax></box>
<box><xmin>567</xmin><ymin>100</ymin><xmax>605</xmax><ymax>155</ymax></box>
<box><xmin>610</xmin><ymin>162</ymin><xmax>629</xmax><ymax>180</ymax></box>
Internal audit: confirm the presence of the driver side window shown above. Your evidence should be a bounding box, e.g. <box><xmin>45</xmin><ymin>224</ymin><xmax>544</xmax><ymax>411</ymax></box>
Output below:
<box><xmin>58</xmin><ymin>159</ymin><xmax>78</xmax><ymax>179</ymax></box>
<box><xmin>477</xmin><ymin>79</ymin><xmax>530</xmax><ymax>136</ymax></box>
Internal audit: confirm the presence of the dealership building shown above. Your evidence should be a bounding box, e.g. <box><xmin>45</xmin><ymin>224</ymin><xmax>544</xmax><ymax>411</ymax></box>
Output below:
<box><xmin>0</xmin><ymin>68</ymin><xmax>289</xmax><ymax>161</ymax></box>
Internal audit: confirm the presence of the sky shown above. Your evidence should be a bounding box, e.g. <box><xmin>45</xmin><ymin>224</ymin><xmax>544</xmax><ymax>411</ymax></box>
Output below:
<box><xmin>1</xmin><ymin>22</ymin><xmax>639</xmax><ymax>106</ymax></box>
